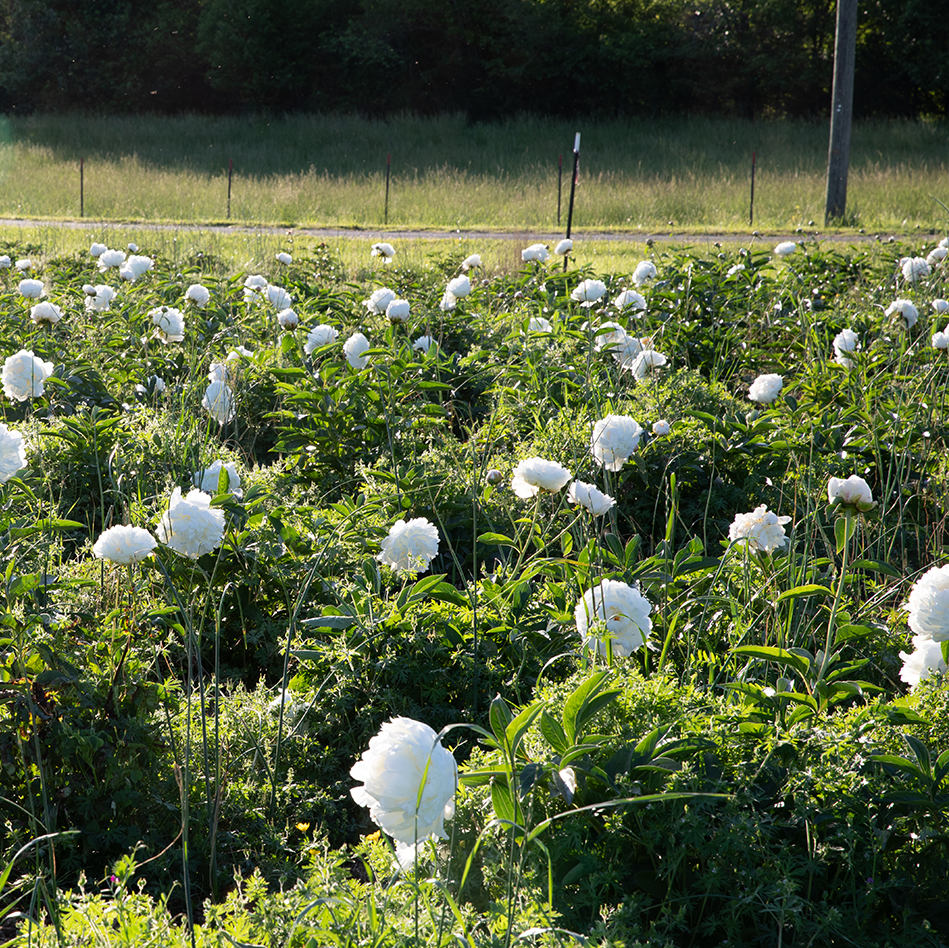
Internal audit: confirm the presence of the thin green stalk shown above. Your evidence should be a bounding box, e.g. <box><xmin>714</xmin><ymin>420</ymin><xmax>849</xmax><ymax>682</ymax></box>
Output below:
<box><xmin>818</xmin><ymin>509</ymin><xmax>852</xmax><ymax>682</ymax></box>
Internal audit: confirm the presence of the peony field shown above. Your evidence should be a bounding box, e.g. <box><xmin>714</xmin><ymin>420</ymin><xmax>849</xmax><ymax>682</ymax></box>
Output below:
<box><xmin>4</xmin><ymin>233</ymin><xmax>949</xmax><ymax>947</ymax></box>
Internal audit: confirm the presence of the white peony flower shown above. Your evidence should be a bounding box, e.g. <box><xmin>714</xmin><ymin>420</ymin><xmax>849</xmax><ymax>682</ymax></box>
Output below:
<box><xmin>15</xmin><ymin>258</ymin><xmax>31</xmax><ymax>271</ymax></box>
<box><xmin>0</xmin><ymin>256</ymin><xmax>9</xmax><ymax>268</ymax></box>
<box><xmin>413</xmin><ymin>335</ymin><xmax>434</xmax><ymax>354</ymax></box>
<box><xmin>304</xmin><ymin>324</ymin><xmax>339</xmax><ymax>354</ymax></box>
<box><xmin>127</xmin><ymin>243</ymin><xmax>138</xmax><ymax>253</ymax></box>
<box><xmin>386</xmin><ymin>299</ymin><xmax>411</xmax><ymax>323</ymax></box>
<box><xmin>18</xmin><ymin>279</ymin><xmax>44</xmax><ymax>299</ymax></box>
<box><xmin>461</xmin><ymin>254</ymin><xmax>482</xmax><ymax>270</ymax></box>
<box><xmin>446</xmin><ymin>275</ymin><xmax>471</xmax><ymax>298</ymax></box>
<box><xmin>371</xmin><ymin>242</ymin><xmax>396</xmax><ymax>262</ymax></box>
<box><xmin>97</xmin><ymin>249</ymin><xmax>126</xmax><ymax>270</ymax></box>
<box><xmin>203</xmin><ymin>380</ymin><xmax>235</xmax><ymax>424</ymax></box>
<box><xmin>93</xmin><ymin>525</ymin><xmax>157</xmax><ymax>565</ymax></box>
<box><xmin>899</xmin><ymin>635</ymin><xmax>947</xmax><ymax>689</ymax></box>
<box><xmin>365</xmin><ymin>287</ymin><xmax>396</xmax><ymax>315</ymax></box>
<box><xmin>613</xmin><ymin>289</ymin><xmax>646</xmax><ymax>313</ymax></box>
<box><xmin>827</xmin><ymin>474</ymin><xmax>874</xmax><ymax>512</ymax></box>
<box><xmin>134</xmin><ymin>376</ymin><xmax>165</xmax><ymax>397</ymax></box>
<box><xmin>0</xmin><ymin>423</ymin><xmax>27</xmax><ymax>482</ymax></box>
<box><xmin>151</xmin><ymin>307</ymin><xmax>185</xmax><ymax>344</ymax></box>
<box><xmin>208</xmin><ymin>361</ymin><xmax>229</xmax><ymax>383</ymax></box>
<box><xmin>613</xmin><ymin>335</ymin><xmax>644</xmax><ymax>367</ymax></box>
<box><xmin>748</xmin><ymin>373</ymin><xmax>784</xmax><ymax>404</ymax></box>
<box><xmin>905</xmin><ymin>564</ymin><xmax>949</xmax><ymax>642</ymax></box>
<box><xmin>120</xmin><ymin>255</ymin><xmax>153</xmax><ymax>281</ymax></box>
<box><xmin>85</xmin><ymin>285</ymin><xmax>116</xmax><ymax>312</ymax></box>
<box><xmin>567</xmin><ymin>480</ymin><xmax>615</xmax><ymax>516</ymax></box>
<box><xmin>194</xmin><ymin>460</ymin><xmax>241</xmax><ymax>495</ymax></box>
<box><xmin>571</xmin><ymin>279</ymin><xmax>607</xmax><ymax>306</ymax></box>
<box><xmin>728</xmin><ymin>504</ymin><xmax>791</xmax><ymax>553</ymax></box>
<box><xmin>591</xmin><ymin>415</ymin><xmax>643</xmax><ymax>471</ymax></box>
<box><xmin>773</xmin><ymin>241</ymin><xmax>796</xmax><ymax>257</ymax></box>
<box><xmin>632</xmin><ymin>260</ymin><xmax>657</xmax><ymax>286</ymax></box>
<box><xmin>927</xmin><ymin>247</ymin><xmax>948</xmax><ymax>267</ymax></box>
<box><xmin>527</xmin><ymin>316</ymin><xmax>552</xmax><ymax>334</ymax></box>
<box><xmin>157</xmin><ymin>488</ymin><xmax>225</xmax><ymax>559</ymax></box>
<box><xmin>344</xmin><ymin>332</ymin><xmax>371</xmax><ymax>370</ymax></box>
<box><xmin>276</xmin><ymin>252</ymin><xmax>292</xmax><ymax>265</ymax></box>
<box><xmin>30</xmin><ymin>301</ymin><xmax>62</xmax><ymax>327</ymax></box>
<box><xmin>243</xmin><ymin>274</ymin><xmax>268</xmax><ymax>301</ymax></box>
<box><xmin>932</xmin><ymin>329</ymin><xmax>949</xmax><ymax>350</ymax></box>
<box><xmin>629</xmin><ymin>349</ymin><xmax>668</xmax><ymax>380</ymax></box>
<box><xmin>511</xmin><ymin>457</ymin><xmax>572</xmax><ymax>498</ymax></box>
<box><xmin>185</xmin><ymin>284</ymin><xmax>211</xmax><ymax>307</ymax></box>
<box><xmin>522</xmin><ymin>243</ymin><xmax>549</xmax><ymax>263</ymax></box>
<box><xmin>886</xmin><ymin>299</ymin><xmax>919</xmax><ymax>328</ymax></box>
<box><xmin>901</xmin><ymin>256</ymin><xmax>930</xmax><ymax>283</ymax></box>
<box><xmin>277</xmin><ymin>308</ymin><xmax>299</xmax><ymax>330</ymax></box>
<box><xmin>439</xmin><ymin>292</ymin><xmax>457</xmax><ymax>312</ymax></box>
<box><xmin>592</xmin><ymin>321</ymin><xmax>629</xmax><ymax>354</ymax></box>
<box><xmin>554</xmin><ymin>239</ymin><xmax>573</xmax><ymax>255</ymax></box>
<box><xmin>575</xmin><ymin>579</ymin><xmax>652</xmax><ymax>657</ymax></box>
<box><xmin>89</xmin><ymin>243</ymin><xmax>107</xmax><ymax>258</ymax></box>
<box><xmin>833</xmin><ymin>328</ymin><xmax>859</xmax><ymax>367</ymax></box>
<box><xmin>2</xmin><ymin>350</ymin><xmax>54</xmax><ymax>401</ymax></box>
<box><xmin>727</xmin><ymin>263</ymin><xmax>746</xmax><ymax>276</ymax></box>
<box><xmin>377</xmin><ymin>517</ymin><xmax>440</xmax><ymax>575</ymax></box>
<box><xmin>932</xmin><ymin>299</ymin><xmax>949</xmax><ymax>315</ymax></box>
<box><xmin>350</xmin><ymin>717</ymin><xmax>457</xmax><ymax>860</ymax></box>
<box><xmin>652</xmin><ymin>419</ymin><xmax>671</xmax><ymax>436</ymax></box>
<box><xmin>266</xmin><ymin>284</ymin><xmax>292</xmax><ymax>310</ymax></box>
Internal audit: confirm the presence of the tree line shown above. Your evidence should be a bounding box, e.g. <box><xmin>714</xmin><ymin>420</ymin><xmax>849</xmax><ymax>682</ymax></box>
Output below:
<box><xmin>0</xmin><ymin>0</ymin><xmax>944</xmax><ymax>119</ymax></box>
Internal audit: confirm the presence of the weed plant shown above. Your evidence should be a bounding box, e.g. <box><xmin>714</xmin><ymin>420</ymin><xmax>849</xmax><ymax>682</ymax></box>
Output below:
<box><xmin>1</xmin><ymin>228</ymin><xmax>949</xmax><ymax>946</ymax></box>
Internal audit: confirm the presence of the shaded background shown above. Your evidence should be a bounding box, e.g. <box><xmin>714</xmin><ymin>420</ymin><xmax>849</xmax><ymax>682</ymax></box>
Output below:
<box><xmin>0</xmin><ymin>0</ymin><xmax>944</xmax><ymax>119</ymax></box>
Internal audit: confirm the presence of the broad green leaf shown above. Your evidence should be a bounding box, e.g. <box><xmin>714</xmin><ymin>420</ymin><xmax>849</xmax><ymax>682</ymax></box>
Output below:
<box><xmin>850</xmin><ymin>558</ymin><xmax>902</xmax><ymax>577</ymax></box>
<box><xmin>489</xmin><ymin>694</ymin><xmax>513</xmax><ymax>746</ymax></box>
<box><xmin>776</xmin><ymin>584</ymin><xmax>832</xmax><ymax>602</ymax></box>
<box><xmin>539</xmin><ymin>710</ymin><xmax>569</xmax><ymax>756</ymax></box>
<box><xmin>300</xmin><ymin>616</ymin><xmax>355</xmax><ymax>630</ymax></box>
<box><xmin>505</xmin><ymin>701</ymin><xmax>544</xmax><ymax>759</ymax></box>
<box><xmin>562</xmin><ymin>670</ymin><xmax>611</xmax><ymax>746</ymax></box>
<box><xmin>733</xmin><ymin>645</ymin><xmax>811</xmax><ymax>678</ymax></box>
<box><xmin>490</xmin><ymin>777</ymin><xmax>516</xmax><ymax>822</ymax></box>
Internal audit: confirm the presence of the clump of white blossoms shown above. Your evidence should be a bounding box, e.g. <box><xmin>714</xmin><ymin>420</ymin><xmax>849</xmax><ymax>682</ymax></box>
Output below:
<box><xmin>371</xmin><ymin>242</ymin><xmax>396</xmax><ymax>262</ymax></box>
<box><xmin>900</xmin><ymin>256</ymin><xmax>931</xmax><ymax>283</ymax></box>
<box><xmin>728</xmin><ymin>505</ymin><xmax>791</xmax><ymax>553</ymax></box>
<box><xmin>905</xmin><ymin>564</ymin><xmax>949</xmax><ymax>643</ymax></box>
<box><xmin>567</xmin><ymin>480</ymin><xmax>615</xmax><ymax>516</ymax></box>
<box><xmin>18</xmin><ymin>279</ymin><xmax>44</xmax><ymax>299</ymax></box>
<box><xmin>120</xmin><ymin>255</ymin><xmax>153</xmax><ymax>282</ymax></box>
<box><xmin>15</xmin><ymin>258</ymin><xmax>30</xmax><ymax>271</ymax></box>
<box><xmin>0</xmin><ymin>255</ymin><xmax>10</xmax><ymax>268</ymax></box>
<box><xmin>89</xmin><ymin>242</ymin><xmax>107</xmax><ymax>258</ymax></box>
<box><xmin>932</xmin><ymin>327</ymin><xmax>949</xmax><ymax>350</ymax></box>
<box><xmin>350</xmin><ymin>717</ymin><xmax>457</xmax><ymax>867</ymax></box>
<box><xmin>899</xmin><ymin>635</ymin><xmax>947</xmax><ymax>690</ymax></box>
<box><xmin>461</xmin><ymin>254</ymin><xmax>481</xmax><ymax>270</ymax></box>
<box><xmin>277</xmin><ymin>308</ymin><xmax>299</xmax><ymax>330</ymax></box>
<box><xmin>0</xmin><ymin>424</ymin><xmax>27</xmax><ymax>482</ymax></box>
<box><xmin>157</xmin><ymin>488</ymin><xmax>226</xmax><ymax>559</ymax></box>
<box><xmin>134</xmin><ymin>376</ymin><xmax>165</xmax><ymax>398</ymax></box>
<box><xmin>522</xmin><ymin>243</ymin><xmax>549</xmax><ymax>263</ymax></box>
<box><xmin>632</xmin><ymin>260</ymin><xmax>657</xmax><ymax>286</ymax></box>
<box><xmin>413</xmin><ymin>335</ymin><xmax>435</xmax><ymax>354</ymax></box>
<box><xmin>97</xmin><ymin>249</ymin><xmax>126</xmax><ymax>270</ymax></box>
<box><xmin>446</xmin><ymin>275</ymin><xmax>471</xmax><ymax>299</ymax></box>
<box><xmin>151</xmin><ymin>307</ymin><xmax>185</xmax><ymax>344</ymax></box>
<box><xmin>266</xmin><ymin>284</ymin><xmax>292</xmax><ymax>310</ymax></box>
<box><xmin>575</xmin><ymin>579</ymin><xmax>652</xmax><ymax>658</ymax></box>
<box><xmin>203</xmin><ymin>380</ymin><xmax>235</xmax><ymax>425</ymax></box>
<box><xmin>748</xmin><ymin>373</ymin><xmax>784</xmax><ymax>404</ymax></box>
<box><xmin>386</xmin><ymin>299</ymin><xmax>411</xmax><ymax>324</ymax></box>
<box><xmin>365</xmin><ymin>287</ymin><xmax>396</xmax><ymax>315</ymax></box>
<box><xmin>511</xmin><ymin>457</ymin><xmax>572</xmax><ymax>498</ymax></box>
<box><xmin>527</xmin><ymin>316</ymin><xmax>553</xmax><ymax>334</ymax></box>
<box><xmin>185</xmin><ymin>284</ymin><xmax>211</xmax><ymax>307</ymax></box>
<box><xmin>555</xmin><ymin>238</ymin><xmax>573</xmax><ymax>255</ymax></box>
<box><xmin>93</xmin><ymin>525</ymin><xmax>157</xmax><ymax>566</ymax></box>
<box><xmin>827</xmin><ymin>474</ymin><xmax>874</xmax><ymax>513</ymax></box>
<box><xmin>243</xmin><ymin>274</ymin><xmax>268</xmax><ymax>302</ymax></box>
<box><xmin>652</xmin><ymin>419</ymin><xmax>671</xmax><ymax>436</ymax></box>
<box><xmin>773</xmin><ymin>241</ymin><xmax>796</xmax><ymax>257</ymax></box>
<box><xmin>629</xmin><ymin>349</ymin><xmax>668</xmax><ymax>381</ymax></box>
<box><xmin>84</xmin><ymin>284</ymin><xmax>116</xmax><ymax>313</ymax></box>
<box><xmin>304</xmin><ymin>324</ymin><xmax>339</xmax><ymax>354</ymax></box>
<box><xmin>613</xmin><ymin>289</ymin><xmax>646</xmax><ymax>313</ymax></box>
<box><xmin>933</xmin><ymin>299</ymin><xmax>949</xmax><ymax>315</ymax></box>
<box><xmin>591</xmin><ymin>322</ymin><xmax>629</xmax><ymax>354</ymax></box>
<box><xmin>571</xmin><ymin>279</ymin><xmax>607</xmax><ymax>306</ymax></box>
<box><xmin>194</xmin><ymin>460</ymin><xmax>241</xmax><ymax>495</ymax></box>
<box><xmin>377</xmin><ymin>517</ymin><xmax>440</xmax><ymax>576</ymax></box>
<box><xmin>591</xmin><ymin>415</ymin><xmax>643</xmax><ymax>471</ymax></box>
<box><xmin>344</xmin><ymin>332</ymin><xmax>371</xmax><ymax>370</ymax></box>
<box><xmin>833</xmin><ymin>328</ymin><xmax>859</xmax><ymax>367</ymax></box>
<box><xmin>276</xmin><ymin>252</ymin><xmax>292</xmax><ymax>265</ymax></box>
<box><xmin>886</xmin><ymin>299</ymin><xmax>918</xmax><ymax>328</ymax></box>
<box><xmin>2</xmin><ymin>350</ymin><xmax>54</xmax><ymax>401</ymax></box>
<box><xmin>30</xmin><ymin>301</ymin><xmax>62</xmax><ymax>327</ymax></box>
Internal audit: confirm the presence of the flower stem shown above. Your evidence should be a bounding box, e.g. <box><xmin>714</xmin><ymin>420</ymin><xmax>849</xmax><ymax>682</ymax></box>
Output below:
<box><xmin>817</xmin><ymin>509</ymin><xmax>851</xmax><ymax>683</ymax></box>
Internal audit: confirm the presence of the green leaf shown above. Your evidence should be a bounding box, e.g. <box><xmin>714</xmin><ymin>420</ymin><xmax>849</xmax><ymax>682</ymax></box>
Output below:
<box><xmin>490</xmin><ymin>777</ymin><xmax>516</xmax><ymax>822</ymax></box>
<box><xmin>299</xmin><ymin>616</ymin><xmax>355</xmax><ymax>630</ymax></box>
<box><xmin>775</xmin><ymin>584</ymin><xmax>832</xmax><ymax>602</ymax></box>
<box><xmin>477</xmin><ymin>532</ymin><xmax>516</xmax><ymax>547</ymax></box>
<box><xmin>834</xmin><ymin>514</ymin><xmax>857</xmax><ymax>554</ymax></box>
<box><xmin>904</xmin><ymin>735</ymin><xmax>933</xmax><ymax>779</ymax></box>
<box><xmin>489</xmin><ymin>694</ymin><xmax>513</xmax><ymax>746</ymax></box>
<box><xmin>505</xmin><ymin>701</ymin><xmax>544</xmax><ymax>759</ymax></box>
<box><xmin>850</xmin><ymin>559</ymin><xmax>902</xmax><ymax>577</ymax></box>
<box><xmin>733</xmin><ymin>645</ymin><xmax>812</xmax><ymax>678</ymax></box>
<box><xmin>539</xmin><ymin>711</ymin><xmax>568</xmax><ymax>756</ymax></box>
<box><xmin>562</xmin><ymin>670</ymin><xmax>611</xmax><ymax>746</ymax></box>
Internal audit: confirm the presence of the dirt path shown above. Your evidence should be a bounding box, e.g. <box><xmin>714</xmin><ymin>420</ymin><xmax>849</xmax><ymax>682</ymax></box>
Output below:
<box><xmin>0</xmin><ymin>217</ymin><xmax>926</xmax><ymax>246</ymax></box>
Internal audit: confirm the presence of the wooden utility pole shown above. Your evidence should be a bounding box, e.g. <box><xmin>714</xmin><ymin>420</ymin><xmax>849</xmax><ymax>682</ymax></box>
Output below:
<box><xmin>824</xmin><ymin>0</ymin><xmax>857</xmax><ymax>223</ymax></box>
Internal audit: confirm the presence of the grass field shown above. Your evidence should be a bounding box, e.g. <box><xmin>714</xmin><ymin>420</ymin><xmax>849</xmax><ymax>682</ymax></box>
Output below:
<box><xmin>0</xmin><ymin>113</ymin><xmax>947</xmax><ymax>232</ymax></box>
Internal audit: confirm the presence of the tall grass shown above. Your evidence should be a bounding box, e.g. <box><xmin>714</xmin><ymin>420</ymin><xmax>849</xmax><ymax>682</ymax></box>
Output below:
<box><xmin>0</xmin><ymin>113</ymin><xmax>946</xmax><ymax>231</ymax></box>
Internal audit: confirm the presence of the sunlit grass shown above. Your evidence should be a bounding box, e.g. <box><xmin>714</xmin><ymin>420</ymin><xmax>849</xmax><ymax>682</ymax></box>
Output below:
<box><xmin>0</xmin><ymin>114</ymin><xmax>946</xmax><ymax>232</ymax></box>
